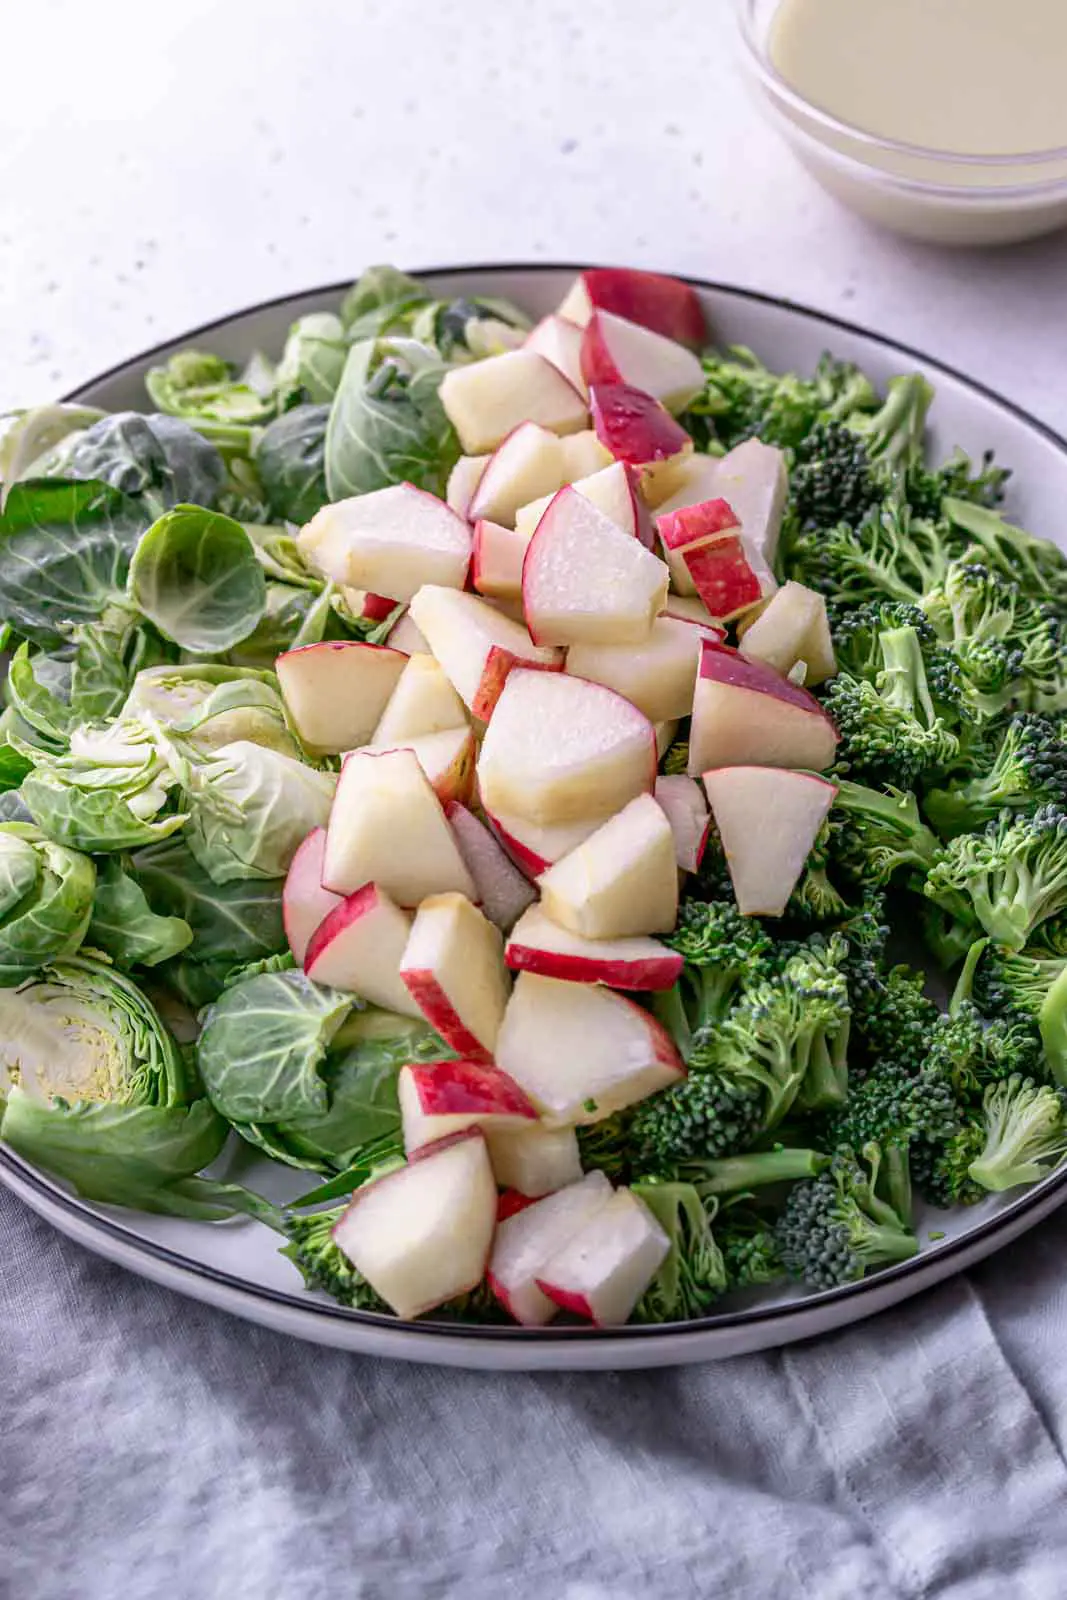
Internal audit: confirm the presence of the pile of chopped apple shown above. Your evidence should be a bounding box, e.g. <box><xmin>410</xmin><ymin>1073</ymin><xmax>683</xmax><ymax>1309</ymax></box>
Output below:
<box><xmin>281</xmin><ymin>267</ymin><xmax>841</xmax><ymax>1327</ymax></box>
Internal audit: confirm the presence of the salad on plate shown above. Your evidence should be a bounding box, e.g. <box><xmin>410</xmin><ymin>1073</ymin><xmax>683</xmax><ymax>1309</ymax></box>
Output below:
<box><xmin>1</xmin><ymin>263</ymin><xmax>1066</xmax><ymax>1329</ymax></box>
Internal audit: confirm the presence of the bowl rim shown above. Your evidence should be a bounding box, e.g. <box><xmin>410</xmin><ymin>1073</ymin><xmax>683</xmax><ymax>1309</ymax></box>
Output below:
<box><xmin>9</xmin><ymin>259</ymin><xmax>1065</xmax><ymax>1346</ymax></box>
<box><xmin>737</xmin><ymin>0</ymin><xmax>1067</xmax><ymax>181</ymax></box>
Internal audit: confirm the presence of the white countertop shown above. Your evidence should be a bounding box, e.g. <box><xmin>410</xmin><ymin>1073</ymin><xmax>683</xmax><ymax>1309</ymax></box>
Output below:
<box><xmin>3</xmin><ymin>0</ymin><xmax>1067</xmax><ymax>434</ymax></box>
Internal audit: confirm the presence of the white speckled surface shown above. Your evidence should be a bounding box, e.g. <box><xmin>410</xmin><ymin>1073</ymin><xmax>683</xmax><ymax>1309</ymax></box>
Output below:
<box><xmin>3</xmin><ymin>0</ymin><xmax>1067</xmax><ymax>433</ymax></box>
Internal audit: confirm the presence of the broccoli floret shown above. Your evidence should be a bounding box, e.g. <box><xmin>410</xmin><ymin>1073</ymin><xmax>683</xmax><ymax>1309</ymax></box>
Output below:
<box><xmin>826</xmin><ymin>1059</ymin><xmax>960</xmax><ymax>1221</ymax></box>
<box><xmin>830</xmin><ymin>779</ymin><xmax>942</xmax><ymax>890</ymax></box>
<box><xmin>925</xmin><ymin>804</ymin><xmax>1067</xmax><ymax>952</ymax></box>
<box><xmin>1040</xmin><ymin>964</ymin><xmax>1067</xmax><ymax>1089</ymax></box>
<box><xmin>905</xmin><ymin>448</ymin><xmax>1010</xmax><ymax>521</ymax></box>
<box><xmin>577</xmin><ymin>1111</ymin><xmax>635</xmax><ymax>1183</ymax></box>
<box><xmin>776</xmin><ymin>1146</ymin><xmax>919</xmax><ymax>1289</ymax></box>
<box><xmin>786</xmin><ymin>823</ymin><xmax>855</xmax><ymax>925</ymax></box>
<box><xmin>925</xmin><ymin>999</ymin><xmax>1044</xmax><ymax>1099</ymax></box>
<box><xmin>631</xmin><ymin>1070</ymin><xmax>766</xmax><ymax>1166</ymax></box>
<box><xmin>854</xmin><ymin>964</ymin><xmax>940</xmax><ymax>1073</ymax></box>
<box><xmin>790</xmin><ymin>419</ymin><xmax>879</xmax><ymax>531</ymax></box>
<box><xmin>281</xmin><ymin>1207</ymin><xmax>389</xmax><ymax>1311</ymax></box>
<box><xmin>717</xmin><ymin>1210</ymin><xmax>787</xmax><ymax>1289</ymax></box>
<box><xmin>782</xmin><ymin>496</ymin><xmax>958</xmax><ymax>610</ymax></box>
<box><xmin>685</xmin><ymin>347</ymin><xmax>878</xmax><ymax>453</ymax></box>
<box><xmin>662</xmin><ymin>739</ymin><xmax>689</xmax><ymax>776</ymax></box>
<box><xmin>911</xmin><ymin>1124</ymin><xmax>985</xmax><ymax>1209</ymax></box>
<box><xmin>653</xmin><ymin>899</ymin><xmax>776</xmax><ymax>1061</ymax></box>
<box><xmin>968</xmin><ymin>1075</ymin><xmax>1067</xmax><ymax>1192</ymax></box>
<box><xmin>973</xmin><ymin>941</ymin><xmax>1067</xmax><ymax>1025</ymax></box>
<box><xmin>922</xmin><ymin>563</ymin><xmax>1064</xmax><ymax>716</ymax></box>
<box><xmin>630</xmin><ymin>1180</ymin><xmax>727</xmax><ymax>1322</ymax></box>
<box><xmin>942</xmin><ymin>498</ymin><xmax>1067</xmax><ymax>611</ymax></box>
<box><xmin>924</xmin><ymin>713</ymin><xmax>1067</xmax><ymax>838</ymax></box>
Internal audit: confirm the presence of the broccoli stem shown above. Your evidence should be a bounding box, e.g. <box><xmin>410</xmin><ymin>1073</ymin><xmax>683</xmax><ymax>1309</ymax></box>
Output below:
<box><xmin>689</xmin><ymin>1148</ymin><xmax>828</xmax><ymax>1195</ymax></box>
<box><xmin>854</xmin><ymin>1222</ymin><xmax>920</xmax><ymax>1269</ymax></box>
<box><xmin>1040</xmin><ymin>965</ymin><xmax>1067</xmax><ymax>1088</ymax></box>
<box><xmin>877</xmin><ymin>625</ymin><xmax>937</xmax><ymax>727</ymax></box>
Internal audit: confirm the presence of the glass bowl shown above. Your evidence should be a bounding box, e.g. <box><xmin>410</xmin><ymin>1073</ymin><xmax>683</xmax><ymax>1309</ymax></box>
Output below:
<box><xmin>737</xmin><ymin>0</ymin><xmax>1067</xmax><ymax>245</ymax></box>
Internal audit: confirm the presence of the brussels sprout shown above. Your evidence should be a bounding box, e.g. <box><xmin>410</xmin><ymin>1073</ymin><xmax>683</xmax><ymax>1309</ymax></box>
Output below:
<box><xmin>127</xmin><ymin>505</ymin><xmax>268</xmax><ymax>654</ymax></box>
<box><xmin>0</xmin><ymin>823</ymin><xmax>95</xmax><ymax>985</ymax></box>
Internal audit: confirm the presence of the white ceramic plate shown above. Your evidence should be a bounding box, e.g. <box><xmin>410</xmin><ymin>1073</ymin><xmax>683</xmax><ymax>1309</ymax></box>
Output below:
<box><xmin>3</xmin><ymin>265</ymin><xmax>1066</xmax><ymax>1370</ymax></box>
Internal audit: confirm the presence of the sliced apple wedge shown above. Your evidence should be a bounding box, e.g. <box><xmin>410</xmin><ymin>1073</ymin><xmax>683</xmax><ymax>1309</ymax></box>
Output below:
<box><xmin>439</xmin><ymin>350</ymin><xmax>587</xmax><ymax>454</ymax></box>
<box><xmin>468</xmin><ymin>421</ymin><xmax>567</xmax><ymax>526</ymax></box>
<box><xmin>484</xmin><ymin>1124</ymin><xmax>584</xmax><ymax>1200</ymax></box>
<box><xmin>557</xmin><ymin>267</ymin><xmax>707</xmax><ymax>348</ymax></box>
<box><xmin>682</xmin><ymin>533</ymin><xmax>777</xmax><ymax>622</ymax></box>
<box><xmin>514</xmin><ymin>459</ymin><xmax>649</xmax><ymax>545</ymax></box>
<box><xmin>303</xmin><ymin>882</ymin><xmax>422</xmax><ymax>1016</ymax></box>
<box><xmin>495</xmin><ymin>973</ymin><xmax>685</xmax><ymax>1125</ymax></box>
<box><xmin>703</xmin><ymin>766</ymin><xmax>838</xmax><ymax>916</ymax></box>
<box><xmin>524</xmin><ymin>315</ymin><xmax>587</xmax><ymax>398</ymax></box>
<box><xmin>408</xmin><ymin>585</ymin><xmax>562</xmax><ymax>720</ymax></box>
<box><xmin>331</xmin><ymin>1128</ymin><xmax>497</xmax><ymax>1320</ymax></box>
<box><xmin>536</xmin><ymin>1188</ymin><xmax>669</xmax><ymax>1326</ymax></box>
<box><xmin>487</xmin><ymin>1170</ymin><xmax>613</xmax><ymax>1325</ymax></box>
<box><xmin>580</xmin><ymin>311</ymin><xmax>704</xmax><ymax>414</ymax></box>
<box><xmin>399</xmin><ymin>892</ymin><xmax>511</xmax><ymax>1061</ymax></box>
<box><xmin>276</xmin><ymin>640</ymin><xmax>406</xmax><ymax>755</ymax></box>
<box><xmin>559</xmin><ymin>429</ymin><xmax>615</xmax><ymax>478</ymax></box>
<box><xmin>537</xmin><ymin>793</ymin><xmax>678</xmax><ymax>939</ymax></box>
<box><xmin>655</xmin><ymin>495</ymin><xmax>741</xmax><ymax>598</ymax></box>
<box><xmin>385</xmin><ymin>609</ymin><xmax>431</xmax><ymax>656</ymax></box>
<box><xmin>477</xmin><ymin>668</ymin><xmax>657</xmax><ymax>825</ymax></box>
<box><xmin>589</xmin><ymin>382</ymin><xmax>692</xmax><ymax>473</ymax></box>
<box><xmin>398</xmin><ymin>1058</ymin><xmax>535</xmax><ymax>1153</ymax></box>
<box><xmin>362</xmin><ymin>726</ymin><xmax>476</xmax><ymax>806</ymax></box>
<box><xmin>484</xmin><ymin>805</ymin><xmax>609</xmax><ymax>877</ymax></box>
<box><xmin>654</xmin><ymin>775</ymin><xmax>710</xmax><ymax>874</ymax></box>
<box><xmin>661</xmin><ymin>593</ymin><xmax>726</xmax><ymax>637</ymax></box>
<box><xmin>689</xmin><ymin>639</ymin><xmax>839</xmax><ymax>775</ymax></box>
<box><xmin>711</xmin><ymin>437</ymin><xmax>789</xmax><ymax>565</ymax></box>
<box><xmin>739</xmin><ymin>580</ymin><xmax>836</xmax><ymax>682</ymax></box>
<box><xmin>282</xmin><ymin>826</ymin><xmax>342</xmax><ymax>965</ymax></box>
<box><xmin>505</xmin><ymin>904</ymin><xmax>682</xmax><ymax>991</ymax></box>
<box><xmin>566</xmin><ymin>616</ymin><xmax>702</xmax><ymax>723</ymax></box>
<box><xmin>443</xmin><ymin>803</ymin><xmax>537</xmax><ymax>929</ymax></box>
<box><xmin>522</xmin><ymin>487</ymin><xmax>668</xmax><ymax>647</ymax></box>
<box><xmin>471</xmin><ymin>519</ymin><xmax>530</xmax><ymax>602</ymax></box>
<box><xmin>652</xmin><ymin>451</ymin><xmax>729</xmax><ymax>519</ymax></box>
<box><xmin>445</xmin><ymin>454</ymin><xmax>489</xmax><ymax>520</ymax></box>
<box><xmin>655</xmin><ymin>719</ymin><xmax>680</xmax><ymax>760</ymax></box>
<box><xmin>371</xmin><ymin>653</ymin><xmax>469</xmax><ymax>745</ymax></box>
<box><xmin>298</xmin><ymin>482</ymin><xmax>471</xmax><ymax>601</ymax></box>
<box><xmin>322</xmin><ymin>747</ymin><xmax>476</xmax><ymax>905</ymax></box>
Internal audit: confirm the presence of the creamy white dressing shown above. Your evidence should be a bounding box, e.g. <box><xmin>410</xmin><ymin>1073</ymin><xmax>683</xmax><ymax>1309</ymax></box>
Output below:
<box><xmin>770</xmin><ymin>0</ymin><xmax>1067</xmax><ymax>158</ymax></box>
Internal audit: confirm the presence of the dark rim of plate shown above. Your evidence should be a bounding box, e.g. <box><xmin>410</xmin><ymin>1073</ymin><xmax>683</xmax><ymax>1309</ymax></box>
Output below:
<box><xmin>2</xmin><ymin>262</ymin><xmax>1065</xmax><ymax>1343</ymax></box>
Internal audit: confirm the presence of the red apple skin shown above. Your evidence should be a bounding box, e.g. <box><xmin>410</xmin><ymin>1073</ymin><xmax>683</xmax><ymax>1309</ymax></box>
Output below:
<box><xmin>361</xmin><ymin>592</ymin><xmax>399</xmax><ymax>622</ymax></box>
<box><xmin>404</xmin><ymin>1058</ymin><xmax>538</xmax><ymax>1119</ymax></box>
<box><xmin>484</xmin><ymin>813</ymin><xmax>551</xmax><ymax>879</ymax></box>
<box><xmin>700</xmin><ymin>638</ymin><xmax>836</xmax><ymax>722</ymax></box>
<box><xmin>472</xmin><ymin>647</ymin><xmax>562</xmax><ymax>723</ymax></box>
<box><xmin>627</xmin><ymin>465</ymin><xmax>657</xmax><ymax>551</ymax></box>
<box><xmin>683</xmin><ymin>536</ymin><xmax>765</xmax><ymax>619</ymax></box>
<box><xmin>589</xmin><ymin>383</ymin><xmax>691</xmax><ymax>466</ymax></box>
<box><xmin>400</xmin><ymin>972</ymin><xmax>495</xmax><ymax>1063</ymax></box>
<box><xmin>534</xmin><ymin>1280</ymin><xmax>596</xmax><ymax>1321</ymax></box>
<box><xmin>578</xmin><ymin>269</ymin><xmax>707</xmax><ymax>348</ymax></box>
<box><xmin>579</xmin><ymin>313</ymin><xmax>625</xmax><ymax>390</ymax></box>
<box><xmin>303</xmin><ymin>881</ymin><xmax>381</xmax><ymax>976</ymax></box>
<box><xmin>282</xmin><ymin>826</ymin><xmax>340</xmax><ymax>963</ymax></box>
<box><xmin>504</xmin><ymin>942</ymin><xmax>682</xmax><ymax>992</ymax></box>
<box><xmin>656</xmin><ymin>497</ymin><xmax>740</xmax><ymax>553</ymax></box>
<box><xmin>405</xmin><ymin>1125</ymin><xmax>488</xmax><ymax>1166</ymax></box>
<box><xmin>693</xmin><ymin>816</ymin><xmax>711</xmax><ymax>871</ymax></box>
<box><xmin>497</xmin><ymin>1190</ymin><xmax>539</xmax><ymax>1223</ymax></box>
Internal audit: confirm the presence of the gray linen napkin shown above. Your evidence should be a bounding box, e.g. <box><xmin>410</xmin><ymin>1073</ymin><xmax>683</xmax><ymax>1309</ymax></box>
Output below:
<box><xmin>3</xmin><ymin>1183</ymin><xmax>1067</xmax><ymax>1600</ymax></box>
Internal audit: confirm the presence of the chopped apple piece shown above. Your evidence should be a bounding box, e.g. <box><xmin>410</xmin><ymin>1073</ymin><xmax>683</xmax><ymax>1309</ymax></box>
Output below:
<box><xmin>371</xmin><ymin>653</ymin><xmax>468</xmax><ymax>745</ymax></box>
<box><xmin>445</xmin><ymin>454</ymin><xmax>489</xmax><ymax>520</ymax></box>
<box><xmin>801</xmin><ymin>601</ymin><xmax>837</xmax><ymax>685</ymax></box>
<box><xmin>654</xmin><ymin>775</ymin><xmax>710</xmax><ymax>874</ymax></box>
<box><xmin>648</xmin><ymin>449</ymin><xmax>729</xmax><ymax>522</ymax></box>
<box><xmin>362</xmin><ymin>726</ymin><xmax>476</xmax><ymax>806</ymax></box>
<box><xmin>689</xmin><ymin>640</ymin><xmax>839</xmax><ymax>775</ymax></box>
<box><xmin>398</xmin><ymin>1058</ymin><xmax>535</xmax><ymax>1153</ymax></box>
<box><xmin>439</xmin><ymin>350</ymin><xmax>587</xmax><ymax>454</ymax></box>
<box><xmin>522</xmin><ymin>487</ymin><xmax>668</xmax><ymax>647</ymax></box>
<box><xmin>703</xmin><ymin>766</ymin><xmax>838</xmax><ymax>916</ymax></box>
<box><xmin>399</xmin><ymin>892</ymin><xmax>511</xmax><ymax>1061</ymax></box>
<box><xmin>471</xmin><ymin>519</ymin><xmax>530</xmax><ymax>601</ymax></box>
<box><xmin>409</xmin><ymin>585</ymin><xmax>562</xmax><ymax>720</ymax></box>
<box><xmin>331</xmin><ymin>1129</ymin><xmax>497</xmax><ymax>1320</ymax></box>
<box><xmin>385</xmin><ymin>609</ymin><xmax>431</xmax><ymax>656</ymax></box>
<box><xmin>505</xmin><ymin>904</ymin><xmax>682</xmax><ymax>991</ymax></box>
<box><xmin>580</xmin><ymin>311</ymin><xmax>703</xmax><ymax>414</ymax></box>
<box><xmin>655</xmin><ymin>719</ymin><xmax>680</xmax><ymax>759</ymax></box>
<box><xmin>341</xmin><ymin>589</ymin><xmax>398</xmax><ymax>624</ymax></box>
<box><xmin>589</xmin><ymin>383</ymin><xmax>692</xmax><ymax>474</ymax></box>
<box><xmin>711</xmin><ymin>438</ymin><xmax>789</xmax><ymax>565</ymax></box>
<box><xmin>537</xmin><ymin>793</ymin><xmax>678</xmax><ymax>939</ymax></box>
<box><xmin>322</xmin><ymin>747</ymin><xmax>475</xmax><ymax>905</ymax></box>
<box><xmin>661</xmin><ymin>593</ymin><xmax>725</xmax><ymax>637</ymax></box>
<box><xmin>298</xmin><ymin>482</ymin><xmax>471</xmax><ymax>602</ymax></box>
<box><xmin>556</xmin><ymin>268</ymin><xmax>707</xmax><ymax>347</ymax></box>
<box><xmin>559</xmin><ymin>429</ymin><xmax>614</xmax><ymax>478</ymax></box>
<box><xmin>739</xmin><ymin>581</ymin><xmax>836</xmax><ymax>683</ymax></box>
<box><xmin>484</xmin><ymin>805</ymin><xmax>606</xmax><ymax>877</ymax></box>
<box><xmin>655</xmin><ymin>495</ymin><xmax>741</xmax><ymax>598</ymax></box>
<box><xmin>682</xmin><ymin>534</ymin><xmax>777</xmax><ymax>622</ymax></box>
<box><xmin>276</xmin><ymin>640</ymin><xmax>406</xmax><ymax>755</ymax></box>
<box><xmin>566</xmin><ymin>616</ymin><xmax>702</xmax><ymax>722</ymax></box>
<box><xmin>485</xmin><ymin>1124</ymin><xmax>584</xmax><ymax>1200</ymax></box>
<box><xmin>304</xmin><ymin>882</ymin><xmax>422</xmax><ymax>1017</ymax></box>
<box><xmin>477</xmin><ymin>668</ymin><xmax>656</xmax><ymax>825</ymax></box>
<box><xmin>443</xmin><ymin>803</ymin><xmax>537</xmax><ymax>929</ymax></box>
<box><xmin>282</xmin><ymin>826</ymin><xmax>342</xmax><ymax>965</ymax></box>
<box><xmin>487</xmin><ymin>1171</ymin><xmax>613</xmax><ymax>1324</ymax></box>
<box><xmin>468</xmin><ymin>422</ymin><xmax>567</xmax><ymax>526</ymax></box>
<box><xmin>514</xmin><ymin>459</ymin><xmax>648</xmax><ymax>544</ymax></box>
<box><xmin>524</xmin><ymin>314</ymin><xmax>588</xmax><ymax>397</ymax></box>
<box><xmin>496</xmin><ymin>973</ymin><xmax>685</xmax><ymax>1125</ymax></box>
<box><xmin>536</xmin><ymin>1188</ymin><xmax>669</xmax><ymax>1326</ymax></box>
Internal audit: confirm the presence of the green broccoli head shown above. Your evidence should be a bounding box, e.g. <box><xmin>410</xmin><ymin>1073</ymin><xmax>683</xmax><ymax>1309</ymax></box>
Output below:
<box><xmin>921</xmin><ymin>562</ymin><xmax>1064</xmax><ymax>717</ymax></box>
<box><xmin>782</xmin><ymin>496</ymin><xmax>958</xmax><ymax>611</ymax></box>
<box><xmin>967</xmin><ymin>1075</ymin><xmax>1067</xmax><ymax>1193</ymax></box>
<box><xmin>924</xmin><ymin>999</ymin><xmax>1045</xmax><ymax>1099</ymax></box>
<box><xmin>281</xmin><ymin>1207</ymin><xmax>389</xmax><ymax>1311</ymax></box>
<box><xmin>942</xmin><ymin>498</ymin><xmax>1067</xmax><ymax>612</ymax></box>
<box><xmin>717</xmin><ymin>1209</ymin><xmax>787</xmax><ymax>1290</ymax></box>
<box><xmin>630</xmin><ymin>1069</ymin><xmax>766</xmax><ymax>1168</ymax></box>
<box><xmin>685</xmin><ymin>347</ymin><xmax>878</xmax><ymax>454</ymax></box>
<box><xmin>973</xmin><ymin>941</ymin><xmax>1067</xmax><ymax>1025</ymax></box>
<box><xmin>775</xmin><ymin>1146</ymin><xmax>919</xmax><ymax>1289</ymax></box>
<box><xmin>654</xmin><ymin>899</ymin><xmax>776</xmax><ymax>1062</ymax></box>
<box><xmin>911</xmin><ymin>1125</ymin><xmax>985</xmax><ymax>1209</ymax></box>
<box><xmin>829</xmin><ymin>779</ymin><xmax>942</xmax><ymax>891</ymax></box>
<box><xmin>576</xmin><ymin>1111</ymin><xmax>636</xmax><ymax>1184</ymax></box>
<box><xmin>905</xmin><ymin>448</ymin><xmax>1010</xmax><ymax>522</ymax></box>
<box><xmin>925</xmin><ymin>804</ymin><xmax>1067</xmax><ymax>952</ymax></box>
<box><xmin>924</xmin><ymin>712</ymin><xmax>1067</xmax><ymax>838</ymax></box>
<box><xmin>631</xmin><ymin>1180</ymin><xmax>727</xmax><ymax>1323</ymax></box>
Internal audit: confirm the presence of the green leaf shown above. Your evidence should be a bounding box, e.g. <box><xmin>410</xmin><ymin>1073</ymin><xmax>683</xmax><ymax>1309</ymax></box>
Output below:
<box><xmin>339</xmin><ymin>265</ymin><xmax>430</xmax><ymax>336</ymax></box>
<box><xmin>0</xmin><ymin>825</ymin><xmax>95</xmax><ymax>986</ymax></box>
<box><xmin>39</xmin><ymin>412</ymin><xmax>226</xmax><ymax>516</ymax></box>
<box><xmin>133</xmin><ymin>838</ymin><xmax>285</xmax><ymax>961</ymax></box>
<box><xmin>145</xmin><ymin>350</ymin><xmax>276</xmax><ymax>426</ymax></box>
<box><xmin>89</xmin><ymin>857</ymin><xmax>193</xmax><ymax>969</ymax></box>
<box><xmin>196</xmin><ymin>968</ymin><xmax>357</xmax><ymax>1123</ymax></box>
<box><xmin>325</xmin><ymin>337</ymin><xmax>460</xmax><ymax>502</ymax></box>
<box><xmin>127</xmin><ymin>504</ymin><xmax>268</xmax><ymax>653</ymax></box>
<box><xmin>0</xmin><ymin>479</ymin><xmax>146</xmax><ymax>647</ymax></box>
<box><xmin>255</xmin><ymin>404</ymin><xmax>329</xmax><ymax>524</ymax></box>
<box><xmin>0</xmin><ymin>404</ymin><xmax>105</xmax><ymax>502</ymax></box>
<box><xmin>69</xmin><ymin>606</ymin><xmax>168</xmax><ymax>726</ymax></box>
<box><xmin>5</xmin><ymin>643</ymin><xmax>74</xmax><ymax>748</ymax></box>
<box><xmin>21</xmin><ymin>768</ymin><xmax>187</xmax><ymax>854</ymax></box>
<box><xmin>276</xmin><ymin>314</ymin><xmax>348</xmax><ymax>406</ymax></box>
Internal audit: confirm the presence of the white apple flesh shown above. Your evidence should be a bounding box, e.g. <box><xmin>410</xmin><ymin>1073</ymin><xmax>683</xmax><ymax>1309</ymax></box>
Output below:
<box><xmin>477</xmin><ymin>668</ymin><xmax>656</xmax><ymax>825</ymax></box>
<box><xmin>276</xmin><ymin>640</ymin><xmax>406</xmax><ymax>755</ymax></box>
<box><xmin>371</xmin><ymin>652</ymin><xmax>469</xmax><ymax>745</ymax></box>
<box><xmin>398</xmin><ymin>1058</ymin><xmax>536</xmax><ymax>1153</ymax></box>
<box><xmin>709</xmin><ymin>437</ymin><xmax>789</xmax><ymax>565</ymax></box>
<box><xmin>739</xmin><ymin>580</ymin><xmax>835</xmax><ymax>682</ymax></box>
<box><xmin>565</xmin><ymin>616</ymin><xmax>702</xmax><ymax>723</ymax></box>
<box><xmin>438</xmin><ymin>350</ymin><xmax>587</xmax><ymax>454</ymax></box>
<box><xmin>654</xmin><ymin>775</ymin><xmax>710</xmax><ymax>875</ymax></box>
<box><xmin>689</xmin><ymin>639</ymin><xmax>839</xmax><ymax>775</ymax></box>
<box><xmin>385</xmin><ymin>610</ymin><xmax>431</xmax><ymax>656</ymax></box>
<box><xmin>484</xmin><ymin>1123</ymin><xmax>584</xmax><ymax>1200</ymax></box>
<box><xmin>535</xmin><ymin>1188</ymin><xmax>670</xmax><ymax>1326</ymax></box>
<box><xmin>524</xmin><ymin>315</ymin><xmax>588</xmax><ymax>398</ymax></box>
<box><xmin>468</xmin><ymin>421</ymin><xmax>567</xmax><ymax>526</ymax></box>
<box><xmin>558</xmin><ymin>429</ymin><xmax>615</xmax><ymax>479</ymax></box>
<box><xmin>505</xmin><ymin>904</ymin><xmax>682</xmax><ymax>991</ymax></box>
<box><xmin>536</xmin><ymin>793</ymin><xmax>678</xmax><ymax>939</ymax></box>
<box><xmin>522</xmin><ymin>487</ymin><xmax>668</xmax><ymax>647</ymax></box>
<box><xmin>471</xmin><ymin>519</ymin><xmax>530</xmax><ymax>602</ymax></box>
<box><xmin>298</xmin><ymin>482</ymin><xmax>471</xmax><ymax>602</ymax></box>
<box><xmin>487</xmin><ymin>1170</ymin><xmax>614</xmax><ymax>1325</ymax></box>
<box><xmin>361</xmin><ymin>726</ymin><xmax>476</xmax><ymax>807</ymax></box>
<box><xmin>495</xmin><ymin>973</ymin><xmax>685</xmax><ymax>1125</ymax></box>
<box><xmin>443</xmin><ymin>803</ymin><xmax>537</xmax><ymax>930</ymax></box>
<box><xmin>282</xmin><ymin>826</ymin><xmax>342</xmax><ymax>965</ymax></box>
<box><xmin>399</xmin><ymin>891</ymin><xmax>511</xmax><ymax>1061</ymax></box>
<box><xmin>408</xmin><ymin>585</ymin><xmax>562</xmax><ymax>720</ymax></box>
<box><xmin>703</xmin><ymin>765</ymin><xmax>839</xmax><ymax>916</ymax></box>
<box><xmin>331</xmin><ymin>1128</ymin><xmax>498</xmax><ymax>1321</ymax></box>
<box><xmin>484</xmin><ymin>804</ymin><xmax>610</xmax><ymax>877</ymax></box>
<box><xmin>303</xmin><ymin>882</ymin><xmax>423</xmax><ymax>1017</ymax></box>
<box><xmin>580</xmin><ymin>311</ymin><xmax>704</xmax><ymax>413</ymax></box>
<box><xmin>445</xmin><ymin>453</ymin><xmax>489</xmax><ymax>520</ymax></box>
